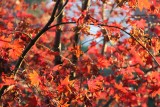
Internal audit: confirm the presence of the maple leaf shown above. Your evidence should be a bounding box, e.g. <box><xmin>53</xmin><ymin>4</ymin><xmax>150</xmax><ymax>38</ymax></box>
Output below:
<box><xmin>135</xmin><ymin>19</ymin><xmax>147</xmax><ymax>29</ymax></box>
<box><xmin>26</xmin><ymin>95</ymin><xmax>38</xmax><ymax>107</ymax></box>
<box><xmin>75</xmin><ymin>45</ymin><xmax>83</xmax><ymax>58</ymax></box>
<box><xmin>87</xmin><ymin>64</ymin><xmax>91</xmax><ymax>73</ymax></box>
<box><xmin>57</xmin><ymin>76</ymin><xmax>74</xmax><ymax>93</ymax></box>
<box><xmin>137</xmin><ymin>0</ymin><xmax>150</xmax><ymax>11</ymax></box>
<box><xmin>96</xmin><ymin>31</ymin><xmax>102</xmax><ymax>38</ymax></box>
<box><xmin>97</xmin><ymin>56</ymin><xmax>110</xmax><ymax>69</ymax></box>
<box><xmin>114</xmin><ymin>82</ymin><xmax>128</xmax><ymax>93</ymax></box>
<box><xmin>17</xmin><ymin>11</ymin><xmax>34</xmax><ymax>18</ymax></box>
<box><xmin>0</xmin><ymin>36</ymin><xmax>11</xmax><ymax>48</ymax></box>
<box><xmin>1</xmin><ymin>73</ymin><xmax>15</xmax><ymax>86</ymax></box>
<box><xmin>9</xmin><ymin>40</ymin><xmax>24</xmax><ymax>60</ymax></box>
<box><xmin>88</xmin><ymin>76</ymin><xmax>103</xmax><ymax>92</ymax></box>
<box><xmin>58</xmin><ymin>102</ymin><xmax>70</xmax><ymax>107</ymax></box>
<box><xmin>7</xmin><ymin>22</ymin><xmax>14</xmax><ymax>30</ymax></box>
<box><xmin>149</xmin><ymin>86</ymin><xmax>160</xmax><ymax>98</ymax></box>
<box><xmin>135</xmin><ymin>68</ymin><xmax>144</xmax><ymax>76</ymax></box>
<box><xmin>114</xmin><ymin>94</ymin><xmax>120</xmax><ymax>102</ymax></box>
<box><xmin>88</xmin><ymin>79</ymin><xmax>100</xmax><ymax>92</ymax></box>
<box><xmin>28</xmin><ymin>70</ymin><xmax>41</xmax><ymax>86</ymax></box>
<box><xmin>60</xmin><ymin>76</ymin><xmax>70</xmax><ymax>86</ymax></box>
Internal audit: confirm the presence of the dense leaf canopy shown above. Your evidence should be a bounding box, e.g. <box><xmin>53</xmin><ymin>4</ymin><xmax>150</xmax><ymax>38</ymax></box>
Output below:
<box><xmin>0</xmin><ymin>0</ymin><xmax>160</xmax><ymax>106</ymax></box>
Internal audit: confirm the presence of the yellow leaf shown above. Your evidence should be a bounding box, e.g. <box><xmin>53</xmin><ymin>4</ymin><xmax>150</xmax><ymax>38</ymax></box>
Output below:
<box><xmin>29</xmin><ymin>70</ymin><xmax>40</xmax><ymax>86</ymax></box>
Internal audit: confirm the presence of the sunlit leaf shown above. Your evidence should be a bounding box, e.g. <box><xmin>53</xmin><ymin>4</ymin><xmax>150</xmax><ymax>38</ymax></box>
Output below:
<box><xmin>28</xmin><ymin>70</ymin><xmax>41</xmax><ymax>86</ymax></box>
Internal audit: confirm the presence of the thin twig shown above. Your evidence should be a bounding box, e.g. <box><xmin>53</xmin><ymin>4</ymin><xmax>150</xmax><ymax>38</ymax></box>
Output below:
<box><xmin>101</xmin><ymin>24</ymin><xmax>160</xmax><ymax>67</ymax></box>
<box><xmin>48</xmin><ymin>21</ymin><xmax>160</xmax><ymax>67</ymax></box>
<box><xmin>81</xmin><ymin>37</ymin><xmax>96</xmax><ymax>45</ymax></box>
<box><xmin>84</xmin><ymin>38</ymin><xmax>103</xmax><ymax>53</ymax></box>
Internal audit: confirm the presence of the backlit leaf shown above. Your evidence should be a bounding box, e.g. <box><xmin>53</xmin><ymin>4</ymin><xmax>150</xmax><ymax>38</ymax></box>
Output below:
<box><xmin>29</xmin><ymin>70</ymin><xmax>41</xmax><ymax>86</ymax></box>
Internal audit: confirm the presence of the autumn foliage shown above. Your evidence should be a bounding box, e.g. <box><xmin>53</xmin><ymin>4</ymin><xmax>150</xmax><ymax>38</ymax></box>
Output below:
<box><xmin>0</xmin><ymin>0</ymin><xmax>160</xmax><ymax>106</ymax></box>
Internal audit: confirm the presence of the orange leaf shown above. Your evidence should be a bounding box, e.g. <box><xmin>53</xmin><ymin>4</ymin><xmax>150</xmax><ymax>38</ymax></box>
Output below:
<box><xmin>29</xmin><ymin>70</ymin><xmax>41</xmax><ymax>86</ymax></box>
<box><xmin>60</xmin><ymin>76</ymin><xmax>74</xmax><ymax>86</ymax></box>
<box><xmin>150</xmin><ymin>88</ymin><xmax>160</xmax><ymax>98</ymax></box>
<box><xmin>75</xmin><ymin>45</ymin><xmax>83</xmax><ymax>58</ymax></box>
<box><xmin>60</xmin><ymin>76</ymin><xmax>70</xmax><ymax>86</ymax></box>
<box><xmin>1</xmin><ymin>74</ymin><xmax>15</xmax><ymax>86</ymax></box>
<box><xmin>7</xmin><ymin>22</ymin><xmax>14</xmax><ymax>30</ymax></box>
<box><xmin>137</xmin><ymin>0</ymin><xmax>150</xmax><ymax>11</ymax></box>
<box><xmin>57</xmin><ymin>76</ymin><xmax>75</xmax><ymax>93</ymax></box>
<box><xmin>9</xmin><ymin>40</ymin><xmax>24</xmax><ymax>60</ymax></box>
<box><xmin>114</xmin><ymin>82</ymin><xmax>128</xmax><ymax>93</ymax></box>
<box><xmin>114</xmin><ymin>94</ymin><xmax>120</xmax><ymax>102</ymax></box>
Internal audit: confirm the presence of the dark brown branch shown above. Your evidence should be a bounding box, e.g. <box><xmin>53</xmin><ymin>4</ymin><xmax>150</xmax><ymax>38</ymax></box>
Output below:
<box><xmin>82</xmin><ymin>0</ymin><xmax>90</xmax><ymax>11</ymax></box>
<box><xmin>47</xmin><ymin>22</ymin><xmax>75</xmax><ymax>30</ymax></box>
<box><xmin>72</xmin><ymin>32</ymin><xmax>79</xmax><ymax>64</ymax></box>
<box><xmin>55</xmin><ymin>0</ymin><xmax>68</xmax><ymax>18</ymax></box>
<box><xmin>103</xmin><ymin>97</ymin><xmax>114</xmax><ymax>107</ymax></box>
<box><xmin>13</xmin><ymin>0</ymin><xmax>61</xmax><ymax>75</ymax></box>
<box><xmin>53</xmin><ymin>0</ymin><xmax>64</xmax><ymax>65</ymax></box>
<box><xmin>101</xmin><ymin>2</ymin><xmax>115</xmax><ymax>55</ymax></box>
<box><xmin>0</xmin><ymin>85</ymin><xmax>8</xmax><ymax>99</ymax></box>
<box><xmin>72</xmin><ymin>0</ymin><xmax>90</xmax><ymax>63</ymax></box>
<box><xmin>70</xmin><ymin>0</ymin><xmax>91</xmax><ymax>80</ymax></box>
<box><xmin>101</xmin><ymin>3</ymin><xmax>107</xmax><ymax>55</ymax></box>
<box><xmin>101</xmin><ymin>36</ymin><xmax>107</xmax><ymax>55</ymax></box>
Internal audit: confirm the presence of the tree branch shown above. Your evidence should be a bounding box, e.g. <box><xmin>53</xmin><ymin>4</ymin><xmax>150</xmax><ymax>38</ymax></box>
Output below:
<box><xmin>53</xmin><ymin>0</ymin><xmax>64</xmax><ymax>65</ymax></box>
<box><xmin>103</xmin><ymin>97</ymin><xmax>114</xmax><ymax>107</ymax></box>
<box><xmin>55</xmin><ymin>0</ymin><xmax>68</xmax><ymax>19</ymax></box>
<box><xmin>0</xmin><ymin>0</ymin><xmax>62</xmax><ymax>99</ymax></box>
<box><xmin>101</xmin><ymin>24</ymin><xmax>160</xmax><ymax>67</ymax></box>
<box><xmin>82</xmin><ymin>0</ymin><xmax>90</xmax><ymax>11</ymax></box>
<box><xmin>70</xmin><ymin>0</ymin><xmax>91</xmax><ymax>80</ymax></box>
<box><xmin>72</xmin><ymin>0</ymin><xmax>90</xmax><ymax>63</ymax></box>
<box><xmin>48</xmin><ymin>21</ymin><xmax>160</xmax><ymax>67</ymax></box>
<box><xmin>13</xmin><ymin>0</ymin><xmax>61</xmax><ymax>75</ymax></box>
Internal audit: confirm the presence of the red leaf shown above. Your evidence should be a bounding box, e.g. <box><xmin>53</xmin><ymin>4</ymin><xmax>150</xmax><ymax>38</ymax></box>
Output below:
<box><xmin>135</xmin><ymin>68</ymin><xmax>144</xmax><ymax>76</ymax></box>
<box><xmin>134</xmin><ymin>19</ymin><xmax>147</xmax><ymax>29</ymax></box>
<box><xmin>26</xmin><ymin>95</ymin><xmax>38</xmax><ymax>107</ymax></box>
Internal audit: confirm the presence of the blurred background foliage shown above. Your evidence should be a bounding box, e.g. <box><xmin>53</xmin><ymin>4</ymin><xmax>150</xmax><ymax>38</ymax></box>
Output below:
<box><xmin>25</xmin><ymin>0</ymin><xmax>46</xmax><ymax>4</ymax></box>
<box><xmin>25</xmin><ymin>0</ymin><xmax>47</xmax><ymax>17</ymax></box>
